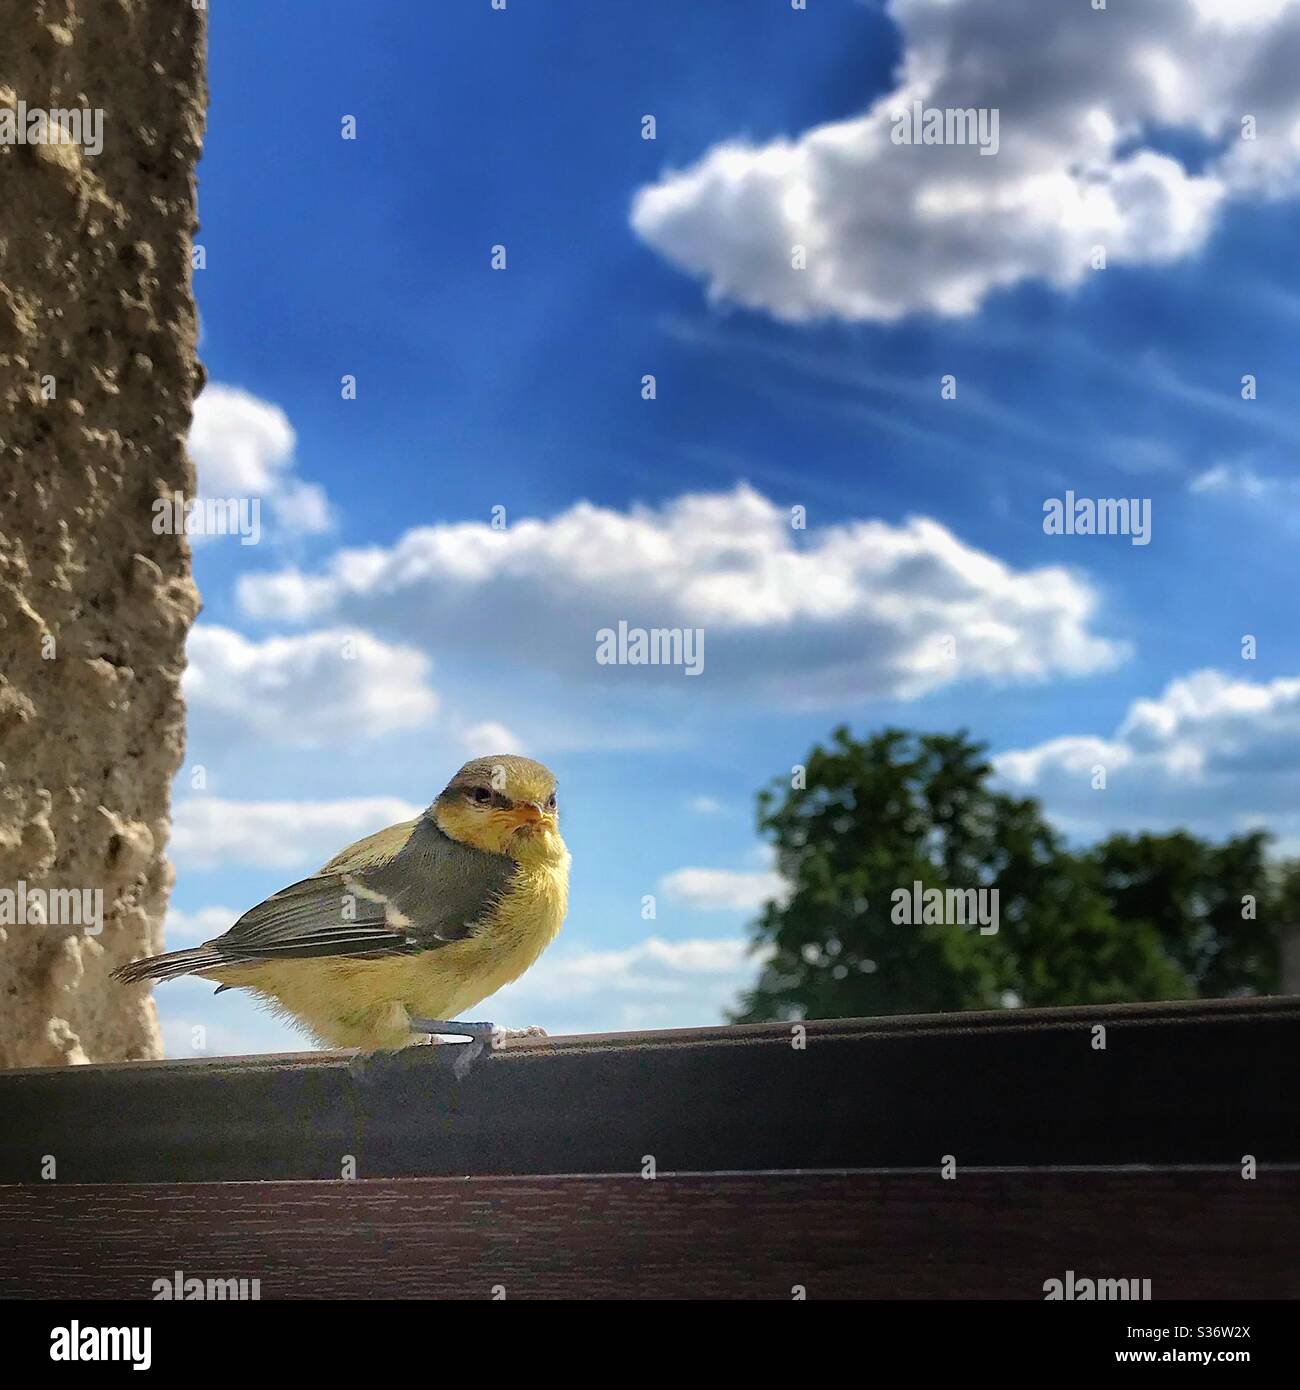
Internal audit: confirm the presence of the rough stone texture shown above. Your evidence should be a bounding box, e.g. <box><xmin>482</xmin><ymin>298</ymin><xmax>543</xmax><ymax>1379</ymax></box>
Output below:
<box><xmin>0</xmin><ymin>0</ymin><xmax>205</xmax><ymax>1065</ymax></box>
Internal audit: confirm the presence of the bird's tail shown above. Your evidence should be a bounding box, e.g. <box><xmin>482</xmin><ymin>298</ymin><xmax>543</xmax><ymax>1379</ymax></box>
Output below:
<box><xmin>113</xmin><ymin>947</ymin><xmax>227</xmax><ymax>986</ymax></box>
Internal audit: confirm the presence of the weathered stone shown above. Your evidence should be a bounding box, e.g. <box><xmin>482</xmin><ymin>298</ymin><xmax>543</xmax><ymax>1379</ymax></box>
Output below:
<box><xmin>0</xmin><ymin>0</ymin><xmax>206</xmax><ymax>1066</ymax></box>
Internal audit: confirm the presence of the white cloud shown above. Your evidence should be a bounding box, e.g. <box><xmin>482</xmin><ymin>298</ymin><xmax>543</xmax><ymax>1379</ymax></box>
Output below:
<box><xmin>1190</xmin><ymin>462</ymin><xmax>1300</xmax><ymax>504</ymax></box>
<box><xmin>188</xmin><ymin>384</ymin><xmax>333</xmax><ymax>537</ymax></box>
<box><xmin>688</xmin><ymin>796</ymin><xmax>724</xmax><ymax>815</ymax></box>
<box><xmin>170</xmin><ymin>797</ymin><xmax>423</xmax><ymax>871</ymax></box>
<box><xmin>165</xmin><ymin>905</ymin><xmax>242</xmax><ymax>944</ymax></box>
<box><xmin>491</xmin><ymin>934</ymin><xmax>771</xmax><ymax>1033</ymax></box>
<box><xmin>631</xmin><ymin>0</ymin><xmax>1300</xmax><ymax>323</ymax></box>
<box><xmin>236</xmin><ymin>484</ymin><xmax>1124</xmax><ymax>704</ymax></box>
<box><xmin>499</xmin><ymin>935</ymin><xmax>762</xmax><ymax>1000</ymax></box>
<box><xmin>184</xmin><ymin>625</ymin><xmax>438</xmax><ymax>748</ymax></box>
<box><xmin>156</xmin><ymin>989</ymin><xmax>312</xmax><ymax>1057</ymax></box>
<box><xmin>660</xmin><ymin>866</ymin><xmax>790</xmax><ymax>912</ymax></box>
<box><xmin>996</xmin><ymin>669</ymin><xmax>1300</xmax><ymax>843</ymax></box>
<box><xmin>461</xmin><ymin>721</ymin><xmax>525</xmax><ymax>756</ymax></box>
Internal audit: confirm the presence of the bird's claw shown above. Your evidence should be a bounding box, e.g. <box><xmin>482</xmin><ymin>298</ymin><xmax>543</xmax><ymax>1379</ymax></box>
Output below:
<box><xmin>407</xmin><ymin>1018</ymin><xmax>496</xmax><ymax>1078</ymax></box>
<box><xmin>406</xmin><ymin>1018</ymin><xmax>548</xmax><ymax>1077</ymax></box>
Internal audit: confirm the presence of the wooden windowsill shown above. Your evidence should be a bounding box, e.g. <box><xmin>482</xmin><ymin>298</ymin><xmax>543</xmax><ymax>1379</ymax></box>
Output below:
<box><xmin>3</xmin><ymin>997</ymin><xmax>1298</xmax><ymax>1298</ymax></box>
<box><xmin>2</xmin><ymin>995</ymin><xmax>1298</xmax><ymax>1184</ymax></box>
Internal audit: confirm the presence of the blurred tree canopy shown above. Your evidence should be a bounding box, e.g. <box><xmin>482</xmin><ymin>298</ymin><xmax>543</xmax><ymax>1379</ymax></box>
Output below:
<box><xmin>732</xmin><ymin>727</ymin><xmax>1284</xmax><ymax>1023</ymax></box>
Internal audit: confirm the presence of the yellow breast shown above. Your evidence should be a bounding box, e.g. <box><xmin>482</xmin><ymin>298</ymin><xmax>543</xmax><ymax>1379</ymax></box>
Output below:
<box><xmin>423</xmin><ymin>846</ymin><xmax>571</xmax><ymax>1020</ymax></box>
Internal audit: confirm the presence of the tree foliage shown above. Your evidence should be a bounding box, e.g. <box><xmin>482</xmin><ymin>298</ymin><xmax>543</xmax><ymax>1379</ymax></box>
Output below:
<box><xmin>733</xmin><ymin>727</ymin><xmax>1282</xmax><ymax>1023</ymax></box>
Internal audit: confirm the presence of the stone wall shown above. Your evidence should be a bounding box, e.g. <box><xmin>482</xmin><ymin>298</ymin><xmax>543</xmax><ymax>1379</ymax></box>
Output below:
<box><xmin>0</xmin><ymin>0</ymin><xmax>206</xmax><ymax>1066</ymax></box>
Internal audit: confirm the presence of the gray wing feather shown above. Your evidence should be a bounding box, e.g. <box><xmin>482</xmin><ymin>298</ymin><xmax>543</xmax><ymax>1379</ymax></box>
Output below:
<box><xmin>204</xmin><ymin>816</ymin><xmax>515</xmax><ymax>964</ymax></box>
<box><xmin>363</xmin><ymin>817</ymin><xmax>517</xmax><ymax>948</ymax></box>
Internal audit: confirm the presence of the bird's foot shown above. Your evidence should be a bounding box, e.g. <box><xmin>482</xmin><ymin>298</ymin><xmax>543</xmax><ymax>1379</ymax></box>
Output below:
<box><xmin>407</xmin><ymin>1020</ymin><xmax>549</xmax><ymax>1077</ymax></box>
<box><xmin>408</xmin><ymin>1018</ymin><xmax>497</xmax><ymax>1079</ymax></box>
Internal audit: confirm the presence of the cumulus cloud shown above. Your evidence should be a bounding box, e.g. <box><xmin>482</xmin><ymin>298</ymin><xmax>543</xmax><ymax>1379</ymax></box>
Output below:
<box><xmin>996</xmin><ymin>669</ymin><xmax>1300</xmax><ymax>843</ymax></box>
<box><xmin>235</xmin><ymin>485</ymin><xmax>1124</xmax><ymax>703</ymax></box>
<box><xmin>170</xmin><ymin>797</ymin><xmax>423</xmax><ymax>871</ymax></box>
<box><xmin>159</xmin><ymin>1014</ymin><xmax>280</xmax><ymax>1060</ymax></box>
<box><xmin>164</xmin><ymin>905</ymin><xmax>243</xmax><ymax>944</ymax></box>
<box><xmin>660</xmin><ymin>866</ymin><xmax>790</xmax><ymax>912</ymax></box>
<box><xmin>461</xmin><ymin>721</ymin><xmax>525</xmax><ymax>756</ymax></box>
<box><xmin>491</xmin><ymin>934</ymin><xmax>771</xmax><ymax>1033</ymax></box>
<box><xmin>184</xmin><ymin>625</ymin><xmax>438</xmax><ymax>748</ymax></box>
<box><xmin>632</xmin><ymin>0</ymin><xmax>1300</xmax><ymax>323</ymax></box>
<box><xmin>188</xmin><ymin>384</ymin><xmax>333</xmax><ymax>537</ymax></box>
<box><xmin>501</xmin><ymin>935</ymin><xmax>761</xmax><ymax>1000</ymax></box>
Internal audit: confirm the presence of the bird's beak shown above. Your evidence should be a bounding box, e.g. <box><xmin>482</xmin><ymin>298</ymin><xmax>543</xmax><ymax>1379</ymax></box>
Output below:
<box><xmin>507</xmin><ymin>802</ymin><xmax>545</xmax><ymax>827</ymax></box>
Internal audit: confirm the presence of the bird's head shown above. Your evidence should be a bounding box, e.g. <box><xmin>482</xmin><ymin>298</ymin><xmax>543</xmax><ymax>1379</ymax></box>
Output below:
<box><xmin>432</xmin><ymin>755</ymin><xmax>563</xmax><ymax>861</ymax></box>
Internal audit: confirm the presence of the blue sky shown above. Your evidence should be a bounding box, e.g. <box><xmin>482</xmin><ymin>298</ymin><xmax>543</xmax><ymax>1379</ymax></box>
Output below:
<box><xmin>161</xmin><ymin>0</ymin><xmax>1300</xmax><ymax>1055</ymax></box>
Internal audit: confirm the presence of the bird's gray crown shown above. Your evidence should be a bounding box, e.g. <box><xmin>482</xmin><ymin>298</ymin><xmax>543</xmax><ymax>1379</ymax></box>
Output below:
<box><xmin>440</xmin><ymin>755</ymin><xmax>557</xmax><ymax>801</ymax></box>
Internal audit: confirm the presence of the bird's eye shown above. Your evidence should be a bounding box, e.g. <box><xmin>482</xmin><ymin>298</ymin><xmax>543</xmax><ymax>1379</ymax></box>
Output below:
<box><xmin>469</xmin><ymin>787</ymin><xmax>493</xmax><ymax>805</ymax></box>
<box><xmin>546</xmin><ymin>793</ymin><xmax>557</xmax><ymax>810</ymax></box>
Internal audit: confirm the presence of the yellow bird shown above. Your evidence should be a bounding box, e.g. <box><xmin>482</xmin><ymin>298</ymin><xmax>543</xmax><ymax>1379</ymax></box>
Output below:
<box><xmin>115</xmin><ymin>756</ymin><xmax>569</xmax><ymax>1071</ymax></box>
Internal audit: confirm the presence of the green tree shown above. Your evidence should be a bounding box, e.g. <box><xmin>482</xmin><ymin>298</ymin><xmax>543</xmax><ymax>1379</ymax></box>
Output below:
<box><xmin>732</xmin><ymin>727</ymin><xmax>1274</xmax><ymax>1022</ymax></box>
<box><xmin>1090</xmin><ymin>830</ymin><xmax>1279</xmax><ymax>997</ymax></box>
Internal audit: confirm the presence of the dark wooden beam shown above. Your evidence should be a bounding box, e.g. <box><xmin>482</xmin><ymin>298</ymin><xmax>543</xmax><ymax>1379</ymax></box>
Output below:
<box><xmin>2</xmin><ymin>1171</ymin><xmax>1296</xmax><ymax>1300</ymax></box>
<box><xmin>1</xmin><ymin>996</ymin><xmax>1298</xmax><ymax>1183</ymax></box>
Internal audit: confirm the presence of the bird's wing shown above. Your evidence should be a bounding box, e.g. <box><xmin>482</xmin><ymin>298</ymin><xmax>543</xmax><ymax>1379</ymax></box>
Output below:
<box><xmin>203</xmin><ymin>816</ymin><xmax>516</xmax><ymax>963</ymax></box>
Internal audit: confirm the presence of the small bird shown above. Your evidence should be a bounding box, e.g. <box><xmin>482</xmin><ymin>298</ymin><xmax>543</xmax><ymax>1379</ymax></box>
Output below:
<box><xmin>115</xmin><ymin>756</ymin><xmax>569</xmax><ymax>1071</ymax></box>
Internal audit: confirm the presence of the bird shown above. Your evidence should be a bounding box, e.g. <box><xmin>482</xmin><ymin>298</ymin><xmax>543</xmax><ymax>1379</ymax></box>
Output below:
<box><xmin>114</xmin><ymin>755</ymin><xmax>569</xmax><ymax>1072</ymax></box>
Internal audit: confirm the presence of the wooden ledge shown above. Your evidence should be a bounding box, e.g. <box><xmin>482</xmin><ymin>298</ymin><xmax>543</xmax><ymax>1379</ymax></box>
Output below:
<box><xmin>4</xmin><ymin>1170</ymin><xmax>1298</xmax><ymax>1300</ymax></box>
<box><xmin>2</xmin><ymin>996</ymin><xmax>1298</xmax><ymax>1184</ymax></box>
